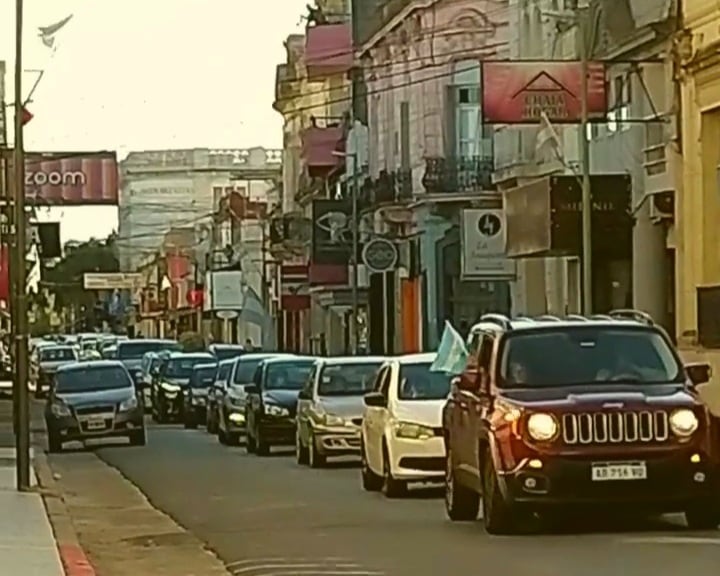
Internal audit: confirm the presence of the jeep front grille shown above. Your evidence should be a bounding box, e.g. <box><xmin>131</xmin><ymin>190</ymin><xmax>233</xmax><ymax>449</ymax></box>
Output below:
<box><xmin>561</xmin><ymin>411</ymin><xmax>669</xmax><ymax>444</ymax></box>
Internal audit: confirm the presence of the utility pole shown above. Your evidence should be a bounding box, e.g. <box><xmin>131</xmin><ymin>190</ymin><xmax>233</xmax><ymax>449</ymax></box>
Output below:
<box><xmin>13</xmin><ymin>0</ymin><xmax>31</xmax><ymax>491</ymax></box>
<box><xmin>579</xmin><ymin>6</ymin><xmax>593</xmax><ymax>315</ymax></box>
<box><xmin>350</xmin><ymin>143</ymin><xmax>360</xmax><ymax>355</ymax></box>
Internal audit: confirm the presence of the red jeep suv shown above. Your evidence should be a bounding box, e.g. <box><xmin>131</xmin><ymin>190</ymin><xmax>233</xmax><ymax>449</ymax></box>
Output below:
<box><xmin>442</xmin><ymin>310</ymin><xmax>719</xmax><ymax>534</ymax></box>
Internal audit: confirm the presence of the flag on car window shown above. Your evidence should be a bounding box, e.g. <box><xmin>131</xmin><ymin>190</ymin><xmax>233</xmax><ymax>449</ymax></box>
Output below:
<box><xmin>430</xmin><ymin>321</ymin><xmax>468</xmax><ymax>375</ymax></box>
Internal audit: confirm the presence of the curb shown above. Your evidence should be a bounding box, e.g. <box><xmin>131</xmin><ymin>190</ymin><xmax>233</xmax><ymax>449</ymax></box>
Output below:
<box><xmin>33</xmin><ymin>448</ymin><xmax>98</xmax><ymax>576</ymax></box>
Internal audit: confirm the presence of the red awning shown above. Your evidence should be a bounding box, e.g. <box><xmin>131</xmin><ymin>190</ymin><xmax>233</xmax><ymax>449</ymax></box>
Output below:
<box><xmin>305</xmin><ymin>23</ymin><xmax>352</xmax><ymax>79</ymax></box>
<box><xmin>301</xmin><ymin>125</ymin><xmax>344</xmax><ymax>170</ymax></box>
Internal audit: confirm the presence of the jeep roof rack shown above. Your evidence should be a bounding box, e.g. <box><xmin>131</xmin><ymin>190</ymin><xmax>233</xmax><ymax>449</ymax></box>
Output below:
<box><xmin>590</xmin><ymin>314</ymin><xmax>613</xmax><ymax>320</ymax></box>
<box><xmin>565</xmin><ymin>314</ymin><xmax>589</xmax><ymax>321</ymax></box>
<box><xmin>536</xmin><ymin>315</ymin><xmax>561</xmax><ymax>322</ymax></box>
<box><xmin>479</xmin><ymin>313</ymin><xmax>513</xmax><ymax>330</ymax></box>
<box><xmin>608</xmin><ymin>308</ymin><xmax>654</xmax><ymax>325</ymax></box>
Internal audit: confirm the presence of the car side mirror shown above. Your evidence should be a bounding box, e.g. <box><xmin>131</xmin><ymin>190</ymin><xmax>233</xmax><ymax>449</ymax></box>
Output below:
<box><xmin>363</xmin><ymin>391</ymin><xmax>386</xmax><ymax>407</ymax></box>
<box><xmin>686</xmin><ymin>362</ymin><xmax>711</xmax><ymax>386</ymax></box>
<box><xmin>298</xmin><ymin>390</ymin><xmax>311</xmax><ymax>400</ymax></box>
<box><xmin>244</xmin><ymin>384</ymin><xmax>259</xmax><ymax>395</ymax></box>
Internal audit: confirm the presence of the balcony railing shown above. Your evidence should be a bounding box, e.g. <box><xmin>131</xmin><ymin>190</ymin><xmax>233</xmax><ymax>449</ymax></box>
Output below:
<box><xmin>357</xmin><ymin>169</ymin><xmax>412</xmax><ymax>210</ymax></box>
<box><xmin>421</xmin><ymin>156</ymin><xmax>494</xmax><ymax>194</ymax></box>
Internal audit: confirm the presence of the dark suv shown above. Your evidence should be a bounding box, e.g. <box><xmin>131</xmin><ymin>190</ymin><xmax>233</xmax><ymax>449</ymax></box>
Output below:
<box><xmin>443</xmin><ymin>310</ymin><xmax>719</xmax><ymax>534</ymax></box>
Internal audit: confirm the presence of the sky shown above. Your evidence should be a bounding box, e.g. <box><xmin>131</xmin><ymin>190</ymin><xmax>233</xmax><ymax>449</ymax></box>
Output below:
<box><xmin>0</xmin><ymin>0</ymin><xmax>307</xmax><ymax>244</ymax></box>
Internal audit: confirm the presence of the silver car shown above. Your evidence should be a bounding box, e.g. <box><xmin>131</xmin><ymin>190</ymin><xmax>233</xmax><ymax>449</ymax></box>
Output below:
<box><xmin>296</xmin><ymin>356</ymin><xmax>385</xmax><ymax>467</ymax></box>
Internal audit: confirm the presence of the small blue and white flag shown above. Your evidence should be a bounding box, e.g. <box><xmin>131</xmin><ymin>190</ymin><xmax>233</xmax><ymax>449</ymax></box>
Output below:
<box><xmin>430</xmin><ymin>321</ymin><xmax>468</xmax><ymax>375</ymax></box>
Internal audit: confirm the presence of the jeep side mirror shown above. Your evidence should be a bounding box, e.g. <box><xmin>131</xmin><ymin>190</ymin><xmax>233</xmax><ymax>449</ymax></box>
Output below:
<box><xmin>297</xmin><ymin>389</ymin><xmax>311</xmax><ymax>400</ymax></box>
<box><xmin>244</xmin><ymin>384</ymin><xmax>259</xmax><ymax>395</ymax></box>
<box><xmin>686</xmin><ymin>362</ymin><xmax>711</xmax><ymax>386</ymax></box>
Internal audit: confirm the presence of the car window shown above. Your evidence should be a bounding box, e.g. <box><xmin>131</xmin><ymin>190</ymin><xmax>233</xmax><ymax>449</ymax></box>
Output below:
<box><xmin>397</xmin><ymin>362</ymin><xmax>451</xmax><ymax>400</ymax></box>
<box><xmin>318</xmin><ymin>362</ymin><xmax>382</xmax><ymax>396</ymax></box>
<box><xmin>55</xmin><ymin>366</ymin><xmax>132</xmax><ymax>393</ymax></box>
<box><xmin>163</xmin><ymin>356</ymin><xmax>215</xmax><ymax>379</ymax></box>
<box><xmin>40</xmin><ymin>347</ymin><xmax>77</xmax><ymax>361</ymax></box>
<box><xmin>190</xmin><ymin>365</ymin><xmax>217</xmax><ymax>387</ymax></box>
<box><xmin>379</xmin><ymin>366</ymin><xmax>392</xmax><ymax>398</ymax></box>
<box><xmin>301</xmin><ymin>365</ymin><xmax>316</xmax><ymax>397</ymax></box>
<box><xmin>216</xmin><ymin>361</ymin><xmax>233</xmax><ymax>386</ymax></box>
<box><xmin>499</xmin><ymin>326</ymin><xmax>683</xmax><ymax>388</ymax></box>
<box><xmin>264</xmin><ymin>361</ymin><xmax>314</xmax><ymax>390</ymax></box>
<box><xmin>234</xmin><ymin>357</ymin><xmax>270</xmax><ymax>384</ymax></box>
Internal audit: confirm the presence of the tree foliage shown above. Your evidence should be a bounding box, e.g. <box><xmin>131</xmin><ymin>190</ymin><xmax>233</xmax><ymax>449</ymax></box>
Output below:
<box><xmin>179</xmin><ymin>331</ymin><xmax>206</xmax><ymax>352</ymax></box>
<box><xmin>43</xmin><ymin>234</ymin><xmax>119</xmax><ymax>310</ymax></box>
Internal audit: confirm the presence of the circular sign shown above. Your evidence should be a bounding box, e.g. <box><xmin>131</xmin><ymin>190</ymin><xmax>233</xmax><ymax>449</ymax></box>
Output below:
<box><xmin>216</xmin><ymin>310</ymin><xmax>239</xmax><ymax>320</ymax></box>
<box><xmin>362</xmin><ymin>238</ymin><xmax>398</xmax><ymax>273</ymax></box>
<box><xmin>477</xmin><ymin>212</ymin><xmax>501</xmax><ymax>237</ymax></box>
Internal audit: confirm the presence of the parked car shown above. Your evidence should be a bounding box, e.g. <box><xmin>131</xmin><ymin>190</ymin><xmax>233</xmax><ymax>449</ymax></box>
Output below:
<box><xmin>216</xmin><ymin>353</ymin><xmax>295</xmax><ymax>445</ymax></box>
<box><xmin>360</xmin><ymin>353</ymin><xmax>450</xmax><ymax>498</ymax></box>
<box><xmin>151</xmin><ymin>352</ymin><xmax>215</xmax><ymax>423</ymax></box>
<box><xmin>31</xmin><ymin>345</ymin><xmax>79</xmax><ymax>399</ymax></box>
<box><xmin>183</xmin><ymin>362</ymin><xmax>218</xmax><ymax>428</ymax></box>
<box><xmin>0</xmin><ymin>355</ymin><xmax>12</xmax><ymax>397</ymax></box>
<box><xmin>296</xmin><ymin>356</ymin><xmax>384</xmax><ymax>467</ymax></box>
<box><xmin>208</xmin><ymin>343</ymin><xmax>245</xmax><ymax>362</ymax></box>
<box><xmin>245</xmin><ymin>356</ymin><xmax>315</xmax><ymax>455</ymax></box>
<box><xmin>443</xmin><ymin>310</ymin><xmax>720</xmax><ymax>534</ymax></box>
<box><xmin>44</xmin><ymin>360</ymin><xmax>145</xmax><ymax>452</ymax></box>
<box><xmin>117</xmin><ymin>339</ymin><xmax>182</xmax><ymax>387</ymax></box>
<box><xmin>205</xmin><ymin>359</ymin><xmax>236</xmax><ymax>434</ymax></box>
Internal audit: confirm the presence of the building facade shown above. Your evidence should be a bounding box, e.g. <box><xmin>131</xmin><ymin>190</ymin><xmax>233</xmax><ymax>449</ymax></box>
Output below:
<box><xmin>677</xmin><ymin>0</ymin><xmax>720</xmax><ymax>368</ymax></box>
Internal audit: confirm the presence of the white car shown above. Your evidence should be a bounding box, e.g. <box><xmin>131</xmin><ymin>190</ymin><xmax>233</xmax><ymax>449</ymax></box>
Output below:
<box><xmin>360</xmin><ymin>353</ymin><xmax>451</xmax><ymax>497</ymax></box>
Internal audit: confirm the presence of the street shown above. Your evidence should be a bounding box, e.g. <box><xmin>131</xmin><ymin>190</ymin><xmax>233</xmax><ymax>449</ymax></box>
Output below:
<box><xmin>82</xmin><ymin>422</ymin><xmax>719</xmax><ymax>576</ymax></box>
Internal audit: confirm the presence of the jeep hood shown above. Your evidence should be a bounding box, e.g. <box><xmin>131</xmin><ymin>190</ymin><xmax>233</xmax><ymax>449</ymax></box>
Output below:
<box><xmin>499</xmin><ymin>383</ymin><xmax>696</xmax><ymax>410</ymax></box>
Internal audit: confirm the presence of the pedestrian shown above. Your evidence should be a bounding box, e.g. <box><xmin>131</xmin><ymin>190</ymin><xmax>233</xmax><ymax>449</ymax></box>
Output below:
<box><xmin>244</xmin><ymin>338</ymin><xmax>254</xmax><ymax>351</ymax></box>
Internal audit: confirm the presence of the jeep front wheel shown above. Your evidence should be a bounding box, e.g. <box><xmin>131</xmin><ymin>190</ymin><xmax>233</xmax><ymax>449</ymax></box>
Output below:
<box><xmin>685</xmin><ymin>504</ymin><xmax>720</xmax><ymax>530</ymax></box>
<box><xmin>444</xmin><ymin>447</ymin><xmax>479</xmax><ymax>521</ymax></box>
<box><xmin>481</xmin><ymin>447</ymin><xmax>518</xmax><ymax>535</ymax></box>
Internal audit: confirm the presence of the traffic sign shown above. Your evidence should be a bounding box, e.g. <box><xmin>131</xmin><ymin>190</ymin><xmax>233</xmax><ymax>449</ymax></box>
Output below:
<box><xmin>361</xmin><ymin>238</ymin><xmax>398</xmax><ymax>273</ymax></box>
<box><xmin>477</xmin><ymin>212</ymin><xmax>501</xmax><ymax>237</ymax></box>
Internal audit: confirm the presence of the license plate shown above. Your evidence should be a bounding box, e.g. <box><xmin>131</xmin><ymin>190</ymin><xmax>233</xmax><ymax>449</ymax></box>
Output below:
<box><xmin>591</xmin><ymin>462</ymin><xmax>647</xmax><ymax>481</ymax></box>
<box><xmin>86</xmin><ymin>418</ymin><xmax>106</xmax><ymax>430</ymax></box>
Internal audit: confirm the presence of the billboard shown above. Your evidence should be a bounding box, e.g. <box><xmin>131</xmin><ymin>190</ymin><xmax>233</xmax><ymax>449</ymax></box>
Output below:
<box><xmin>83</xmin><ymin>273</ymin><xmax>142</xmax><ymax>290</ymax></box>
<box><xmin>311</xmin><ymin>199</ymin><xmax>352</xmax><ymax>265</ymax></box>
<box><xmin>204</xmin><ymin>270</ymin><xmax>244</xmax><ymax>311</ymax></box>
<box><xmin>24</xmin><ymin>151</ymin><xmax>119</xmax><ymax>205</ymax></box>
<box><xmin>460</xmin><ymin>209</ymin><xmax>516</xmax><ymax>280</ymax></box>
<box><xmin>482</xmin><ymin>61</ymin><xmax>607</xmax><ymax>124</ymax></box>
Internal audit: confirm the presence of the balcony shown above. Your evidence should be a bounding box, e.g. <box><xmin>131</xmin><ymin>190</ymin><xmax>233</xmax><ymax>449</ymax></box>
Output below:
<box><xmin>358</xmin><ymin>169</ymin><xmax>412</xmax><ymax>211</ymax></box>
<box><xmin>421</xmin><ymin>156</ymin><xmax>494</xmax><ymax>194</ymax></box>
<box><xmin>300</xmin><ymin>122</ymin><xmax>345</xmax><ymax>177</ymax></box>
<box><xmin>305</xmin><ymin>22</ymin><xmax>353</xmax><ymax>80</ymax></box>
<box><xmin>269</xmin><ymin>213</ymin><xmax>312</xmax><ymax>258</ymax></box>
<box><xmin>295</xmin><ymin>169</ymin><xmax>326</xmax><ymax>205</ymax></box>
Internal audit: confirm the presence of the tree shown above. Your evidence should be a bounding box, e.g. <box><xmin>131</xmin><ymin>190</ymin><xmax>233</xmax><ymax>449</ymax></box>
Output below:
<box><xmin>42</xmin><ymin>234</ymin><xmax>119</xmax><ymax>328</ymax></box>
<box><xmin>178</xmin><ymin>331</ymin><xmax>206</xmax><ymax>352</ymax></box>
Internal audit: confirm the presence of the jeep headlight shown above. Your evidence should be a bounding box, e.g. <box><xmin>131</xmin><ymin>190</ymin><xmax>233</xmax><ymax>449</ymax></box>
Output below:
<box><xmin>321</xmin><ymin>413</ymin><xmax>346</xmax><ymax>427</ymax></box>
<box><xmin>527</xmin><ymin>413</ymin><xmax>558</xmax><ymax>441</ymax></box>
<box><xmin>394</xmin><ymin>422</ymin><xmax>434</xmax><ymax>439</ymax></box>
<box><xmin>161</xmin><ymin>382</ymin><xmax>181</xmax><ymax>393</ymax></box>
<box><xmin>264</xmin><ymin>404</ymin><xmax>289</xmax><ymax>417</ymax></box>
<box><xmin>669</xmin><ymin>408</ymin><xmax>698</xmax><ymax>437</ymax></box>
<box><xmin>119</xmin><ymin>397</ymin><xmax>138</xmax><ymax>411</ymax></box>
<box><xmin>50</xmin><ymin>401</ymin><xmax>71</xmax><ymax>418</ymax></box>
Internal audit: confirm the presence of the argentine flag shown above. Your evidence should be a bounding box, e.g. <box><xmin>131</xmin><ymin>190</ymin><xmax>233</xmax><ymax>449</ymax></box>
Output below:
<box><xmin>430</xmin><ymin>321</ymin><xmax>468</xmax><ymax>375</ymax></box>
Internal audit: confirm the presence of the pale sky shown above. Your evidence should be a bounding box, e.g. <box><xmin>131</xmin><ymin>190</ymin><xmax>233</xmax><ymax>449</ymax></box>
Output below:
<box><xmin>0</xmin><ymin>0</ymin><xmax>307</xmax><ymax>243</ymax></box>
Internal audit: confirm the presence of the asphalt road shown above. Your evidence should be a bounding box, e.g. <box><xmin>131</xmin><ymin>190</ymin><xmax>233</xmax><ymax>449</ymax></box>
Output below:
<box><xmin>84</xmin><ymin>423</ymin><xmax>720</xmax><ymax>576</ymax></box>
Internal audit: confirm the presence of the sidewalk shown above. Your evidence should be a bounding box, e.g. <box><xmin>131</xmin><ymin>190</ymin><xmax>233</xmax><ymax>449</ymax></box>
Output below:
<box><xmin>0</xmin><ymin>447</ymin><xmax>65</xmax><ymax>576</ymax></box>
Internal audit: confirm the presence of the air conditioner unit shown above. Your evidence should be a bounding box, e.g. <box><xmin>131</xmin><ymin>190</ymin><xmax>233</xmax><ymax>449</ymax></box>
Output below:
<box><xmin>648</xmin><ymin>190</ymin><xmax>674</xmax><ymax>222</ymax></box>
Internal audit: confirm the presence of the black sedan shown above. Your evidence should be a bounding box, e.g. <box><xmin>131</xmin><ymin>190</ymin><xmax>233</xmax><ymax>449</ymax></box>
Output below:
<box><xmin>44</xmin><ymin>360</ymin><xmax>145</xmax><ymax>452</ymax></box>
<box><xmin>151</xmin><ymin>352</ymin><xmax>215</xmax><ymax>423</ymax></box>
<box><xmin>183</xmin><ymin>362</ymin><xmax>218</xmax><ymax>428</ymax></box>
<box><xmin>245</xmin><ymin>356</ymin><xmax>315</xmax><ymax>455</ymax></box>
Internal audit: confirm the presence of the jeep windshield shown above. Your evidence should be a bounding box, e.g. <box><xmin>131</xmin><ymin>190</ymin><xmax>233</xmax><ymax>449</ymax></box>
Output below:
<box><xmin>499</xmin><ymin>326</ymin><xmax>683</xmax><ymax>388</ymax></box>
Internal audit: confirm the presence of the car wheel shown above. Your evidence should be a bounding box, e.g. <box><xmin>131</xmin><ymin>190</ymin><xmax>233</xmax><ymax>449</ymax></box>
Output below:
<box><xmin>481</xmin><ymin>447</ymin><xmax>519</xmax><ymax>535</ymax></box>
<box><xmin>256</xmin><ymin>428</ymin><xmax>270</xmax><ymax>456</ymax></box>
<box><xmin>381</xmin><ymin>441</ymin><xmax>406</xmax><ymax>498</ymax></box>
<box><xmin>227</xmin><ymin>432</ymin><xmax>241</xmax><ymax>446</ymax></box>
<box><xmin>218</xmin><ymin>426</ymin><xmax>228</xmax><ymax>445</ymax></box>
<box><xmin>444</xmin><ymin>446</ymin><xmax>480</xmax><ymax>521</ymax></box>
<box><xmin>185</xmin><ymin>415</ymin><xmax>197</xmax><ymax>430</ymax></box>
<box><xmin>685</xmin><ymin>504</ymin><xmax>720</xmax><ymax>530</ymax></box>
<box><xmin>129</xmin><ymin>429</ymin><xmax>146</xmax><ymax>447</ymax></box>
<box><xmin>360</xmin><ymin>437</ymin><xmax>382</xmax><ymax>491</ymax></box>
<box><xmin>308</xmin><ymin>433</ymin><xmax>326</xmax><ymax>468</ymax></box>
<box><xmin>47</xmin><ymin>430</ymin><xmax>62</xmax><ymax>453</ymax></box>
<box><xmin>296</xmin><ymin>428</ymin><xmax>309</xmax><ymax>465</ymax></box>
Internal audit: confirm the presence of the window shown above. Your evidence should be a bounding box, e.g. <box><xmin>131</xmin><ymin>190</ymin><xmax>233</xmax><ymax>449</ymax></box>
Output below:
<box><xmin>397</xmin><ymin>362</ymin><xmax>451</xmax><ymax>400</ymax></box>
<box><xmin>644</xmin><ymin>122</ymin><xmax>666</xmax><ymax>175</ymax></box>
<box><xmin>318</xmin><ymin>362</ymin><xmax>382</xmax><ymax>396</ymax></box>
<box><xmin>450</xmin><ymin>60</ymin><xmax>492</xmax><ymax>160</ymax></box>
<box><xmin>55</xmin><ymin>366</ymin><xmax>132</xmax><ymax>394</ymax></box>
<box><xmin>265</xmin><ymin>361</ymin><xmax>315</xmax><ymax>390</ymax></box>
<box><xmin>607</xmin><ymin>73</ymin><xmax>631</xmax><ymax>133</ymax></box>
